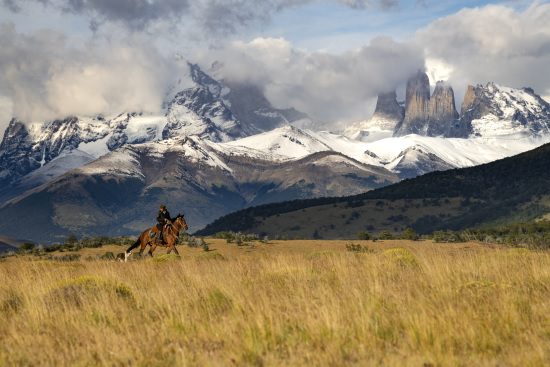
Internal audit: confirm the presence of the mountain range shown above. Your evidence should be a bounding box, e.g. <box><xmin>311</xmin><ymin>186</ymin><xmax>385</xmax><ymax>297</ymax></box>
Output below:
<box><xmin>197</xmin><ymin>140</ymin><xmax>550</xmax><ymax>238</ymax></box>
<box><xmin>0</xmin><ymin>64</ymin><xmax>549</xmax><ymax>242</ymax></box>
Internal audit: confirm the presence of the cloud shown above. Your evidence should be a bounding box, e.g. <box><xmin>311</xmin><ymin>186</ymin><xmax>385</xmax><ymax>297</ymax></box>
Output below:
<box><xmin>199</xmin><ymin>36</ymin><xmax>424</xmax><ymax>123</ymax></box>
<box><xmin>0</xmin><ymin>24</ymin><xmax>178</xmax><ymax>123</ymax></box>
<box><xmin>9</xmin><ymin>0</ymin><xmax>190</xmax><ymax>30</ymax></box>
<box><xmin>4</xmin><ymin>0</ymin><xmax>403</xmax><ymax>34</ymax></box>
<box><xmin>417</xmin><ymin>2</ymin><xmax>550</xmax><ymax>103</ymax></box>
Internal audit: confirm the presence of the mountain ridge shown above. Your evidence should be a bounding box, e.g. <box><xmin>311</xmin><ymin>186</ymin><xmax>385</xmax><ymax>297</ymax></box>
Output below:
<box><xmin>196</xmin><ymin>141</ymin><xmax>550</xmax><ymax>238</ymax></box>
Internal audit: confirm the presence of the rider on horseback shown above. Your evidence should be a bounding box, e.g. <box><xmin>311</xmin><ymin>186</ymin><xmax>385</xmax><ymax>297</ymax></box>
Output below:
<box><xmin>124</xmin><ymin>206</ymin><xmax>188</xmax><ymax>262</ymax></box>
<box><xmin>156</xmin><ymin>204</ymin><xmax>172</xmax><ymax>243</ymax></box>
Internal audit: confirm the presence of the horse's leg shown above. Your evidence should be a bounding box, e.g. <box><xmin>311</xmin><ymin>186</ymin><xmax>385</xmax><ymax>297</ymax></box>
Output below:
<box><xmin>139</xmin><ymin>239</ymin><xmax>149</xmax><ymax>257</ymax></box>
<box><xmin>148</xmin><ymin>243</ymin><xmax>157</xmax><ymax>257</ymax></box>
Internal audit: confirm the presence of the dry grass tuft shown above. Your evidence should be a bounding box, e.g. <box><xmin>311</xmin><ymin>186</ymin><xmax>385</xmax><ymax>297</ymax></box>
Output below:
<box><xmin>383</xmin><ymin>247</ymin><xmax>420</xmax><ymax>269</ymax></box>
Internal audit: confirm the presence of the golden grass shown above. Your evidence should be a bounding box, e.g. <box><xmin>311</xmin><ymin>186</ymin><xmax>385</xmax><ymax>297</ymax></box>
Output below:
<box><xmin>0</xmin><ymin>240</ymin><xmax>549</xmax><ymax>366</ymax></box>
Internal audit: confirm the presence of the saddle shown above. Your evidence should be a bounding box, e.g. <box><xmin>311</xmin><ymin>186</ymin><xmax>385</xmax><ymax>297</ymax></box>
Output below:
<box><xmin>149</xmin><ymin>223</ymin><xmax>172</xmax><ymax>246</ymax></box>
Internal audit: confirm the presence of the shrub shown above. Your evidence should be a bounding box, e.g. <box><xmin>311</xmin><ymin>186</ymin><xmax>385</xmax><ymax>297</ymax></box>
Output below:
<box><xmin>65</xmin><ymin>234</ymin><xmax>78</xmax><ymax>246</ymax></box>
<box><xmin>400</xmin><ymin>228</ymin><xmax>419</xmax><ymax>241</ymax></box>
<box><xmin>378</xmin><ymin>231</ymin><xmax>394</xmax><ymax>240</ymax></box>
<box><xmin>346</xmin><ymin>243</ymin><xmax>374</xmax><ymax>253</ymax></box>
<box><xmin>20</xmin><ymin>243</ymin><xmax>36</xmax><ymax>251</ymax></box>
<box><xmin>357</xmin><ymin>231</ymin><xmax>371</xmax><ymax>240</ymax></box>
<box><xmin>432</xmin><ymin>230</ymin><xmax>463</xmax><ymax>243</ymax></box>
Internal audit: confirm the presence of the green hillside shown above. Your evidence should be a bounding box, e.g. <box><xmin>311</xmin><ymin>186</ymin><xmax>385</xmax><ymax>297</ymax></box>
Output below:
<box><xmin>196</xmin><ymin>142</ymin><xmax>550</xmax><ymax>238</ymax></box>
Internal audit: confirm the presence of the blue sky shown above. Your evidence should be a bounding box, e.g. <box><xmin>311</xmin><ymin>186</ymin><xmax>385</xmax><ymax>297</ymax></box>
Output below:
<box><xmin>254</xmin><ymin>0</ymin><xmax>529</xmax><ymax>51</ymax></box>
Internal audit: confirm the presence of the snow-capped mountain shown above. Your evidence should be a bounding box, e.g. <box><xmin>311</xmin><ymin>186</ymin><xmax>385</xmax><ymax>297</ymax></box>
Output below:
<box><xmin>0</xmin><ymin>63</ymin><xmax>310</xmax><ymax>198</ymax></box>
<box><xmin>345</xmin><ymin>72</ymin><xmax>550</xmax><ymax>141</ymax></box>
<box><xmin>216</xmin><ymin>125</ymin><xmax>550</xmax><ymax>179</ymax></box>
<box><xmin>0</xmin><ymin>134</ymin><xmax>397</xmax><ymax>241</ymax></box>
<box><xmin>461</xmin><ymin>83</ymin><xmax>550</xmax><ymax>137</ymax></box>
<box><xmin>1</xmin><ymin>63</ymin><xmax>550</xmax><ymax>241</ymax></box>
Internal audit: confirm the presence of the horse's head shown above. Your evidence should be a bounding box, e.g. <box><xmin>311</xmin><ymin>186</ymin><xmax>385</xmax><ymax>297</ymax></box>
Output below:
<box><xmin>174</xmin><ymin>213</ymin><xmax>189</xmax><ymax>231</ymax></box>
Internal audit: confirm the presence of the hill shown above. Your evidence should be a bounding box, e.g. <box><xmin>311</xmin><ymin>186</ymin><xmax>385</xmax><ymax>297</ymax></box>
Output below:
<box><xmin>196</xmin><ymin>142</ymin><xmax>550</xmax><ymax>238</ymax></box>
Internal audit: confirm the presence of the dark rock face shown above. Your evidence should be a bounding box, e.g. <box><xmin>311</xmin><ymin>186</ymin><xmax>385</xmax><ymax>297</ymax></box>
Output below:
<box><xmin>394</xmin><ymin>71</ymin><xmax>463</xmax><ymax>137</ymax></box>
<box><xmin>0</xmin><ymin>117</ymin><xmax>109</xmax><ymax>188</ymax></box>
<box><xmin>427</xmin><ymin>82</ymin><xmax>462</xmax><ymax>137</ymax></box>
<box><xmin>371</xmin><ymin>91</ymin><xmax>404</xmax><ymax>129</ymax></box>
<box><xmin>395</xmin><ymin>71</ymin><xmax>431</xmax><ymax>135</ymax></box>
<box><xmin>0</xmin><ymin>120</ymin><xmax>38</xmax><ymax>186</ymax></box>
<box><xmin>460</xmin><ymin>84</ymin><xmax>494</xmax><ymax>121</ymax></box>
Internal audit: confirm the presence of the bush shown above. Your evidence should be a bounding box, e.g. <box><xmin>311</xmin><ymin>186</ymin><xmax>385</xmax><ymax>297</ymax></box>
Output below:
<box><xmin>185</xmin><ymin>236</ymin><xmax>210</xmax><ymax>251</ymax></box>
<box><xmin>219</xmin><ymin>232</ymin><xmax>260</xmax><ymax>245</ymax></box>
<box><xmin>65</xmin><ymin>234</ymin><xmax>78</xmax><ymax>246</ymax></box>
<box><xmin>19</xmin><ymin>243</ymin><xmax>36</xmax><ymax>251</ymax></box>
<box><xmin>378</xmin><ymin>231</ymin><xmax>394</xmax><ymax>240</ymax></box>
<box><xmin>346</xmin><ymin>243</ymin><xmax>373</xmax><ymax>253</ymax></box>
<box><xmin>432</xmin><ymin>230</ymin><xmax>463</xmax><ymax>243</ymax></box>
<box><xmin>400</xmin><ymin>228</ymin><xmax>419</xmax><ymax>241</ymax></box>
<box><xmin>357</xmin><ymin>231</ymin><xmax>371</xmax><ymax>240</ymax></box>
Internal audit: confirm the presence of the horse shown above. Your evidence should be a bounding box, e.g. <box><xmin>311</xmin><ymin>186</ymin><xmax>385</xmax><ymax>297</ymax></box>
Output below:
<box><xmin>125</xmin><ymin>213</ymin><xmax>189</xmax><ymax>261</ymax></box>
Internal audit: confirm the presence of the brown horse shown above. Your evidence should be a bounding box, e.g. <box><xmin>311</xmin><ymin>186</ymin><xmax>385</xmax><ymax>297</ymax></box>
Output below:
<box><xmin>125</xmin><ymin>213</ymin><xmax>189</xmax><ymax>261</ymax></box>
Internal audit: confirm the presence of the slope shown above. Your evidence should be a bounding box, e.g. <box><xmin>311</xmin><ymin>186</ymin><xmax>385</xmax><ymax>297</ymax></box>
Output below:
<box><xmin>196</xmin><ymin>142</ymin><xmax>550</xmax><ymax>238</ymax></box>
<box><xmin>0</xmin><ymin>137</ymin><xmax>397</xmax><ymax>243</ymax></box>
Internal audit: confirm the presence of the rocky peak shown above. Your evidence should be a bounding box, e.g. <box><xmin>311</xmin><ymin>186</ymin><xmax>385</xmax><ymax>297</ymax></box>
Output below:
<box><xmin>402</xmin><ymin>70</ymin><xmax>431</xmax><ymax>129</ymax></box>
<box><xmin>394</xmin><ymin>72</ymin><xmax>465</xmax><ymax>137</ymax></box>
<box><xmin>460</xmin><ymin>83</ymin><xmax>550</xmax><ymax>137</ymax></box>
<box><xmin>426</xmin><ymin>81</ymin><xmax>461</xmax><ymax>136</ymax></box>
<box><xmin>372</xmin><ymin>91</ymin><xmax>404</xmax><ymax>129</ymax></box>
<box><xmin>461</xmin><ymin>85</ymin><xmax>477</xmax><ymax>115</ymax></box>
<box><xmin>429</xmin><ymin>81</ymin><xmax>458</xmax><ymax>119</ymax></box>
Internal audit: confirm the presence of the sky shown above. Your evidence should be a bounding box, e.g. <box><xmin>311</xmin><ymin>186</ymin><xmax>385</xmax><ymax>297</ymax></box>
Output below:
<box><xmin>0</xmin><ymin>0</ymin><xmax>549</xmax><ymax>136</ymax></box>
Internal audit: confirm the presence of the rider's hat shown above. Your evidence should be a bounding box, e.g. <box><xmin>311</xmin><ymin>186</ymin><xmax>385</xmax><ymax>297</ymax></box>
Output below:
<box><xmin>160</xmin><ymin>204</ymin><xmax>166</xmax><ymax>209</ymax></box>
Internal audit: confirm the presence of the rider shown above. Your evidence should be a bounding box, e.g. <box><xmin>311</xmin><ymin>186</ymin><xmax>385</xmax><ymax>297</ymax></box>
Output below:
<box><xmin>156</xmin><ymin>204</ymin><xmax>173</xmax><ymax>243</ymax></box>
<box><xmin>124</xmin><ymin>205</ymin><xmax>175</xmax><ymax>262</ymax></box>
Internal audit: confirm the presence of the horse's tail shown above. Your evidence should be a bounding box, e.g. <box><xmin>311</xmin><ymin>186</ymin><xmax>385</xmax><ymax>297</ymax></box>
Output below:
<box><xmin>126</xmin><ymin>237</ymin><xmax>141</xmax><ymax>254</ymax></box>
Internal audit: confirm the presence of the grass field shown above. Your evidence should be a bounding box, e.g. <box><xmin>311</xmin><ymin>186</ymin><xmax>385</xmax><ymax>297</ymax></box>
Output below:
<box><xmin>0</xmin><ymin>239</ymin><xmax>549</xmax><ymax>366</ymax></box>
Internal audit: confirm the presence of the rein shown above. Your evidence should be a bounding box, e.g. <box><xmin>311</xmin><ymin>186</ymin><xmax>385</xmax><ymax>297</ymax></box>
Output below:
<box><xmin>165</xmin><ymin>218</ymin><xmax>185</xmax><ymax>239</ymax></box>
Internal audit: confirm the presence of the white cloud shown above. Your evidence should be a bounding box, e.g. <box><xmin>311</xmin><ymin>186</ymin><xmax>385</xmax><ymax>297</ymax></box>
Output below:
<box><xmin>0</xmin><ymin>24</ymin><xmax>177</xmax><ymax>123</ymax></box>
<box><xmin>0</xmin><ymin>96</ymin><xmax>13</xmax><ymax>138</ymax></box>
<box><xmin>417</xmin><ymin>2</ymin><xmax>550</xmax><ymax>104</ymax></box>
<box><xmin>199</xmin><ymin>36</ymin><xmax>424</xmax><ymax>123</ymax></box>
<box><xmin>4</xmin><ymin>0</ymin><xmax>401</xmax><ymax>35</ymax></box>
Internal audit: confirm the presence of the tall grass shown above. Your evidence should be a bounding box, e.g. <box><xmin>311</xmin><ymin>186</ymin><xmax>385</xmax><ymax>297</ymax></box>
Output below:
<box><xmin>0</xmin><ymin>243</ymin><xmax>548</xmax><ymax>366</ymax></box>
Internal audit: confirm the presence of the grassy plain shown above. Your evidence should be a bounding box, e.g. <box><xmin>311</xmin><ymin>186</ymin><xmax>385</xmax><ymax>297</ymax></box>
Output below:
<box><xmin>0</xmin><ymin>239</ymin><xmax>549</xmax><ymax>366</ymax></box>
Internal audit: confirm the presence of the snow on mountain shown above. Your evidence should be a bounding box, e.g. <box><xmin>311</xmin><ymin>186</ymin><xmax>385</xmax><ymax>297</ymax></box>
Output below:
<box><xmin>218</xmin><ymin>126</ymin><xmax>331</xmax><ymax>160</ymax></box>
<box><xmin>343</xmin><ymin>120</ymin><xmax>395</xmax><ymax>143</ymax></box>
<box><xmin>2</xmin><ymin>60</ymin><xmax>550</xmax><ymax>219</ymax></box>
<box><xmin>217</xmin><ymin>125</ymin><xmax>550</xmax><ymax>179</ymax></box>
<box><xmin>465</xmin><ymin>83</ymin><xmax>550</xmax><ymax>137</ymax></box>
<box><xmin>0</xmin><ymin>63</ymin><xmax>309</xmax><ymax>190</ymax></box>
